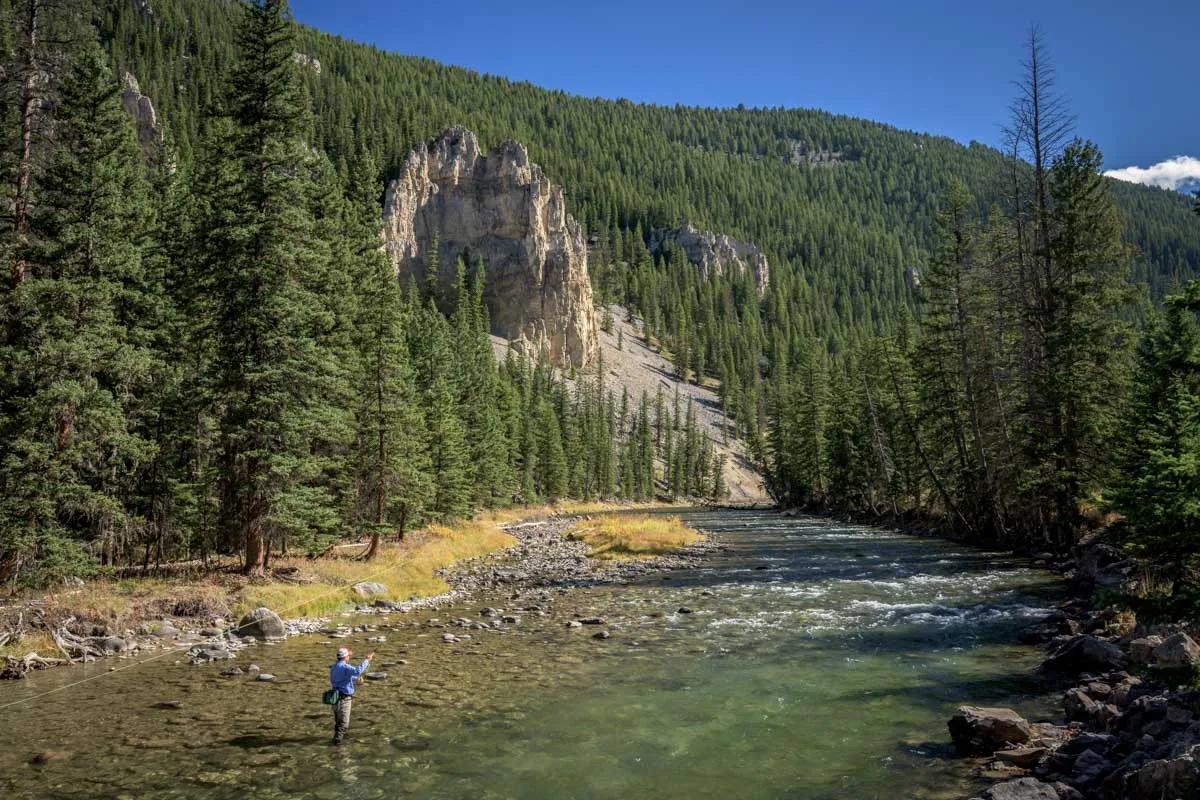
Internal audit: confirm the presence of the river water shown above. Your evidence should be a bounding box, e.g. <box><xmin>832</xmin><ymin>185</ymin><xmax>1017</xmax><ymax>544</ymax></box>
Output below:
<box><xmin>0</xmin><ymin>510</ymin><xmax>1063</xmax><ymax>799</ymax></box>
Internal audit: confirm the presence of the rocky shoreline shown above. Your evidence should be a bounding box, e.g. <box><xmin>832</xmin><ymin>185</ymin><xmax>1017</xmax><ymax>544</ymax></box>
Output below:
<box><xmin>949</xmin><ymin>552</ymin><xmax>1200</xmax><ymax>799</ymax></box>
<box><xmin>1</xmin><ymin>513</ymin><xmax>718</xmax><ymax>679</ymax></box>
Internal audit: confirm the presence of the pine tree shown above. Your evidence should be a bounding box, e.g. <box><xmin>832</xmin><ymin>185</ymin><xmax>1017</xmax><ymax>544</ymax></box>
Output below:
<box><xmin>453</xmin><ymin>259</ymin><xmax>512</xmax><ymax>506</ymax></box>
<box><xmin>345</xmin><ymin>154</ymin><xmax>431</xmax><ymax>557</ymax></box>
<box><xmin>201</xmin><ymin>0</ymin><xmax>345</xmax><ymax>574</ymax></box>
<box><xmin>411</xmin><ymin>302</ymin><xmax>471</xmax><ymax>519</ymax></box>
<box><xmin>0</xmin><ymin>42</ymin><xmax>157</xmax><ymax>583</ymax></box>
<box><xmin>1110</xmin><ymin>283</ymin><xmax>1200</xmax><ymax>593</ymax></box>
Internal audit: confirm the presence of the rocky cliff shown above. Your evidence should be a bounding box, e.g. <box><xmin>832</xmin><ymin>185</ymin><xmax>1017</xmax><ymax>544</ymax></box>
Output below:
<box><xmin>648</xmin><ymin>222</ymin><xmax>770</xmax><ymax>296</ymax></box>
<box><xmin>120</xmin><ymin>72</ymin><xmax>162</xmax><ymax>155</ymax></box>
<box><xmin>382</xmin><ymin>127</ymin><xmax>598</xmax><ymax>368</ymax></box>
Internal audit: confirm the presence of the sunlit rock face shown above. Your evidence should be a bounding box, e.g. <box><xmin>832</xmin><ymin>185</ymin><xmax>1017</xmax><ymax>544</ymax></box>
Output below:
<box><xmin>382</xmin><ymin>127</ymin><xmax>598</xmax><ymax>368</ymax></box>
<box><xmin>648</xmin><ymin>222</ymin><xmax>770</xmax><ymax>296</ymax></box>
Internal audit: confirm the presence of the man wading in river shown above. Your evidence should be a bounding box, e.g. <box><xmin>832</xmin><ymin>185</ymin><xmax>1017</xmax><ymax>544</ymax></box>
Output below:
<box><xmin>329</xmin><ymin>647</ymin><xmax>374</xmax><ymax>745</ymax></box>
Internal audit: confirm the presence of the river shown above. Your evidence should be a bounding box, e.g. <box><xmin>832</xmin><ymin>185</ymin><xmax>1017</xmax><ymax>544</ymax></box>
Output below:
<box><xmin>0</xmin><ymin>510</ymin><xmax>1063</xmax><ymax>799</ymax></box>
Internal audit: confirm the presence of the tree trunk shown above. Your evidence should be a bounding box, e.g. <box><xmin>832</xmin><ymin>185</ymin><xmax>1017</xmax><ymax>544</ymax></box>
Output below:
<box><xmin>243</xmin><ymin>488</ymin><xmax>266</xmax><ymax>576</ymax></box>
<box><xmin>10</xmin><ymin>0</ymin><xmax>41</xmax><ymax>288</ymax></box>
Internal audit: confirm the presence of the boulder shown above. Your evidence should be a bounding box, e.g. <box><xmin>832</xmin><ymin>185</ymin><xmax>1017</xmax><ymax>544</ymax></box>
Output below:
<box><xmin>979</xmin><ymin>777</ymin><xmax>1060</xmax><ymax>800</ymax></box>
<box><xmin>151</xmin><ymin>622</ymin><xmax>179</xmax><ymax>639</ymax></box>
<box><xmin>1042</xmin><ymin>635</ymin><xmax>1127</xmax><ymax>674</ymax></box>
<box><xmin>236</xmin><ymin>607</ymin><xmax>285</xmax><ymax>640</ymax></box>
<box><xmin>1151</xmin><ymin>633</ymin><xmax>1200</xmax><ymax>670</ymax></box>
<box><xmin>352</xmin><ymin>582</ymin><xmax>387</xmax><ymax>598</ymax></box>
<box><xmin>948</xmin><ymin>706</ymin><xmax>1033</xmax><ymax>755</ymax></box>
<box><xmin>1065</xmin><ymin>688</ymin><xmax>1101</xmax><ymax>722</ymax></box>
<box><xmin>1129</xmin><ymin>636</ymin><xmax>1163</xmax><ymax>666</ymax></box>
<box><xmin>1110</xmin><ymin>744</ymin><xmax>1200</xmax><ymax>800</ymax></box>
<box><xmin>382</xmin><ymin>127</ymin><xmax>599</xmax><ymax>368</ymax></box>
<box><xmin>100</xmin><ymin>636</ymin><xmax>128</xmax><ymax>654</ymax></box>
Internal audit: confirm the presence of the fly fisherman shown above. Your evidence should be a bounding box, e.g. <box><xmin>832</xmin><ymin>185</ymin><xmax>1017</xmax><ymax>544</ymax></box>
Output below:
<box><xmin>329</xmin><ymin>647</ymin><xmax>375</xmax><ymax>745</ymax></box>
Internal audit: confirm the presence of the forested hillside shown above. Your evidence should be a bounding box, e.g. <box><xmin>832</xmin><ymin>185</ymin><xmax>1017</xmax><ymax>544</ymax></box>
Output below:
<box><xmin>99</xmin><ymin>0</ymin><xmax>1200</xmax><ymax>347</ymax></box>
<box><xmin>3</xmin><ymin>0</ymin><xmax>1199</xmax><ymax>593</ymax></box>
<box><xmin>0</xmin><ymin>0</ymin><xmax>722</xmax><ymax>587</ymax></box>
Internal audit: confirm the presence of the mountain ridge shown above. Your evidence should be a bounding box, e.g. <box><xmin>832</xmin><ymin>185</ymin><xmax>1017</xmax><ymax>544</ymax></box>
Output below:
<box><xmin>100</xmin><ymin>0</ymin><xmax>1200</xmax><ymax>348</ymax></box>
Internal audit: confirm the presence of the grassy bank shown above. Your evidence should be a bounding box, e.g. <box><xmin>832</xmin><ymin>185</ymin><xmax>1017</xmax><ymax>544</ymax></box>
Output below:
<box><xmin>567</xmin><ymin>514</ymin><xmax>702</xmax><ymax>560</ymax></box>
<box><xmin>1</xmin><ymin>501</ymin><xmax>684</xmax><ymax>660</ymax></box>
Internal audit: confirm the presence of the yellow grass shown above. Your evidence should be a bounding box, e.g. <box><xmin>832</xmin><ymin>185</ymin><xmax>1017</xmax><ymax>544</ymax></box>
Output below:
<box><xmin>236</xmin><ymin>519</ymin><xmax>516</xmax><ymax>617</ymax></box>
<box><xmin>0</xmin><ymin>630</ymin><xmax>57</xmax><ymax>660</ymax></box>
<box><xmin>1</xmin><ymin>504</ymin><xmax>684</xmax><ymax>654</ymax></box>
<box><xmin>567</xmin><ymin>513</ymin><xmax>701</xmax><ymax>560</ymax></box>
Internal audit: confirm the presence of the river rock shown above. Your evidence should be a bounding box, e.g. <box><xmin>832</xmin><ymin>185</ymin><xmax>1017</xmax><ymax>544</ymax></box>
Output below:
<box><xmin>677</xmin><ymin>607</ymin><xmax>695</xmax><ymax>614</ymax></box>
<box><xmin>979</xmin><ymin>777</ymin><xmax>1060</xmax><ymax>800</ymax></box>
<box><xmin>1041</xmin><ymin>635</ymin><xmax>1127</xmax><ymax>673</ymax></box>
<box><xmin>1109</xmin><ymin>744</ymin><xmax>1200</xmax><ymax>800</ymax></box>
<box><xmin>1151</xmin><ymin>632</ymin><xmax>1200</xmax><ymax>670</ymax></box>
<box><xmin>442</xmin><ymin>633</ymin><xmax>459</xmax><ymax>643</ymax></box>
<box><xmin>100</xmin><ymin>636</ymin><xmax>128</xmax><ymax>654</ymax></box>
<box><xmin>579</xmin><ymin>617</ymin><xmax>604</xmax><ymax>625</ymax></box>
<box><xmin>246</xmin><ymin>664</ymin><xmax>260</xmax><ymax>673</ymax></box>
<box><xmin>364</xmin><ymin>672</ymin><xmax>388</xmax><ymax>681</ymax></box>
<box><xmin>1129</xmin><ymin>636</ymin><xmax>1163</xmax><ymax>666</ymax></box>
<box><xmin>152</xmin><ymin>700</ymin><xmax>183</xmax><ymax>709</ymax></box>
<box><xmin>353</xmin><ymin>582</ymin><xmax>387</xmax><ymax>598</ymax></box>
<box><xmin>948</xmin><ymin>706</ymin><xmax>1033</xmax><ymax>755</ymax></box>
<box><xmin>220</xmin><ymin>666</ymin><xmax>243</xmax><ymax>677</ymax></box>
<box><xmin>592</xmin><ymin>630</ymin><xmax>611</xmax><ymax>640</ymax></box>
<box><xmin>565</xmin><ymin>620</ymin><xmax>582</xmax><ymax>629</ymax></box>
<box><xmin>255</xmin><ymin>673</ymin><xmax>275</xmax><ymax>682</ymax></box>
<box><xmin>151</xmin><ymin>622</ymin><xmax>180</xmax><ymax>638</ymax></box>
<box><xmin>188</xmin><ymin>647</ymin><xmax>232</xmax><ymax>664</ymax></box>
<box><xmin>1065</xmin><ymin>688</ymin><xmax>1101</xmax><ymax>722</ymax></box>
<box><xmin>29</xmin><ymin>751</ymin><xmax>70</xmax><ymax>764</ymax></box>
<box><xmin>994</xmin><ymin>747</ymin><xmax>1048</xmax><ymax>769</ymax></box>
<box><xmin>236</xmin><ymin>607</ymin><xmax>285</xmax><ymax>640</ymax></box>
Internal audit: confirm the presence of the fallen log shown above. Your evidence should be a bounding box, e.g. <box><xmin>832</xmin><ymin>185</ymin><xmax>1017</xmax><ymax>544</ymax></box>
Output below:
<box><xmin>1</xmin><ymin>652</ymin><xmax>67</xmax><ymax>680</ymax></box>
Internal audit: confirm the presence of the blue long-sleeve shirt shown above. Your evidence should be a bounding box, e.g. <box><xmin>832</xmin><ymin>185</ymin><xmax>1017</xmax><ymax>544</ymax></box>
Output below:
<box><xmin>329</xmin><ymin>658</ymin><xmax>370</xmax><ymax>696</ymax></box>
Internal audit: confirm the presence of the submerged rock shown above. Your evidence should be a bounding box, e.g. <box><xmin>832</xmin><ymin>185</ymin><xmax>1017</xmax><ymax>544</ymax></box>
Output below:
<box><xmin>1041</xmin><ymin>635</ymin><xmax>1127</xmax><ymax>673</ymax></box>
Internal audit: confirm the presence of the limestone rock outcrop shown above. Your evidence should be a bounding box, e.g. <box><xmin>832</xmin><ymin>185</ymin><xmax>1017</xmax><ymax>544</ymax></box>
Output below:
<box><xmin>382</xmin><ymin>127</ymin><xmax>598</xmax><ymax>368</ymax></box>
<box><xmin>120</xmin><ymin>72</ymin><xmax>162</xmax><ymax>155</ymax></box>
<box><xmin>648</xmin><ymin>222</ymin><xmax>769</xmax><ymax>295</ymax></box>
<box><xmin>292</xmin><ymin>52</ymin><xmax>321</xmax><ymax>75</ymax></box>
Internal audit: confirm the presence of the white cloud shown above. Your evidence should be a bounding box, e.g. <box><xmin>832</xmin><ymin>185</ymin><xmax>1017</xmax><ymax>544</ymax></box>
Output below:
<box><xmin>1104</xmin><ymin>156</ymin><xmax>1200</xmax><ymax>191</ymax></box>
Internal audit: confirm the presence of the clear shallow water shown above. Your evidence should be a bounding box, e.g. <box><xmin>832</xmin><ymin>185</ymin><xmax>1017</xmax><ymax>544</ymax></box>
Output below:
<box><xmin>0</xmin><ymin>511</ymin><xmax>1062</xmax><ymax>799</ymax></box>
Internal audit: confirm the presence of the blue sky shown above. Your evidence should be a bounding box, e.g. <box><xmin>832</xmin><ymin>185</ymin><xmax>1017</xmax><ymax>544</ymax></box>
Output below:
<box><xmin>290</xmin><ymin>0</ymin><xmax>1198</xmax><ymax>187</ymax></box>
